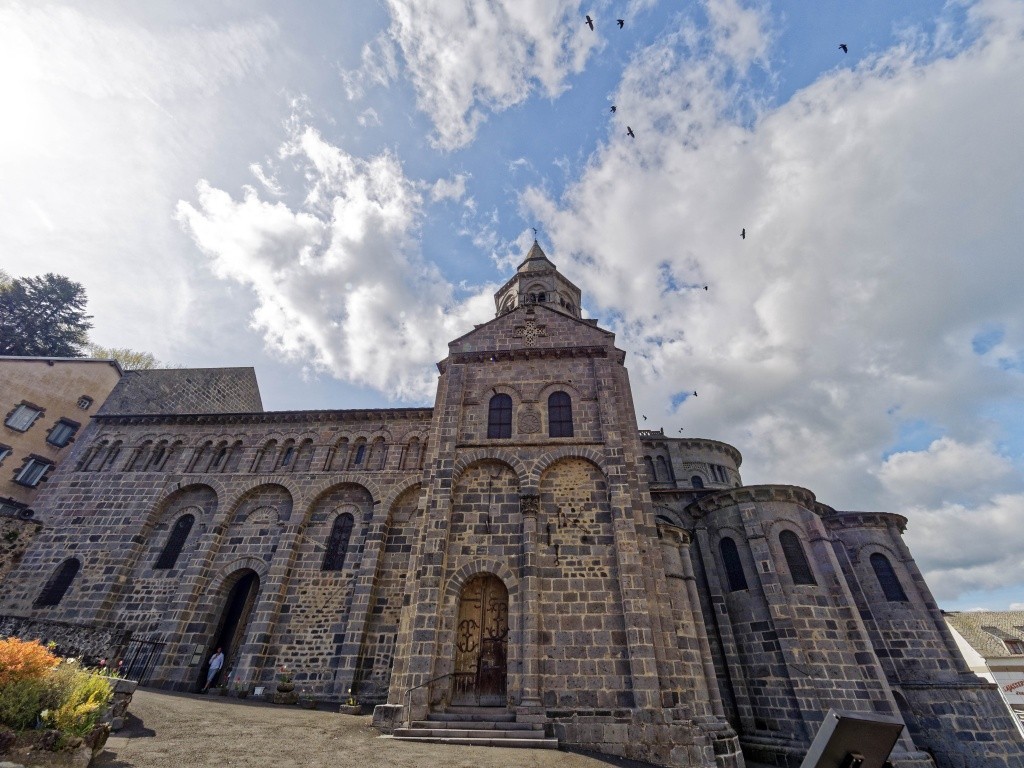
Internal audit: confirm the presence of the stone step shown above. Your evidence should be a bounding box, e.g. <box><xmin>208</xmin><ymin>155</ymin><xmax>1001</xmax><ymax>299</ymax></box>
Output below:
<box><xmin>395</xmin><ymin>727</ymin><xmax>544</xmax><ymax>739</ymax></box>
<box><xmin>390</xmin><ymin>735</ymin><xmax>559</xmax><ymax>749</ymax></box>
<box><xmin>427</xmin><ymin>708</ymin><xmax>516</xmax><ymax>722</ymax></box>
<box><xmin>412</xmin><ymin>720</ymin><xmax>539</xmax><ymax>731</ymax></box>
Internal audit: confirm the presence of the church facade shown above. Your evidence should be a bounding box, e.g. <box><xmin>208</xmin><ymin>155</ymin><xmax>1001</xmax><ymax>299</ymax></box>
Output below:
<box><xmin>2</xmin><ymin>244</ymin><xmax>1022</xmax><ymax>768</ymax></box>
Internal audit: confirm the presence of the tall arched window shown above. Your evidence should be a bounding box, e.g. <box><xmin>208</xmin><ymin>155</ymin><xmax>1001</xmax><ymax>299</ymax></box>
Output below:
<box><xmin>548</xmin><ymin>391</ymin><xmax>573</xmax><ymax>437</ymax></box>
<box><xmin>34</xmin><ymin>558</ymin><xmax>80</xmax><ymax>607</ymax></box>
<box><xmin>870</xmin><ymin>552</ymin><xmax>909</xmax><ymax>602</ymax></box>
<box><xmin>656</xmin><ymin>456</ymin><xmax>674</xmax><ymax>482</ymax></box>
<box><xmin>488</xmin><ymin>394</ymin><xmax>513</xmax><ymax>439</ymax></box>
<box><xmin>719</xmin><ymin>537</ymin><xmax>748</xmax><ymax>591</ymax></box>
<box><xmin>323</xmin><ymin>513</ymin><xmax>354</xmax><ymax>571</ymax></box>
<box><xmin>643</xmin><ymin>456</ymin><xmax>657</xmax><ymax>481</ymax></box>
<box><xmin>779</xmin><ymin>530</ymin><xmax>816</xmax><ymax>585</ymax></box>
<box><xmin>691</xmin><ymin>475</ymin><xmax>704</xmax><ymax>489</ymax></box>
<box><xmin>155</xmin><ymin>514</ymin><xmax>195</xmax><ymax>570</ymax></box>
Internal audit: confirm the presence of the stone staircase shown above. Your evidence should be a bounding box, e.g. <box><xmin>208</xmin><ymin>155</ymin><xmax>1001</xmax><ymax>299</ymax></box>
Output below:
<box><xmin>391</xmin><ymin>706</ymin><xmax>558</xmax><ymax>749</ymax></box>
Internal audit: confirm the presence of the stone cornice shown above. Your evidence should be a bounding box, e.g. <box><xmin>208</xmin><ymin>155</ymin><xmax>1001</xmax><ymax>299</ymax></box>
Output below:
<box><xmin>684</xmin><ymin>484</ymin><xmax>818</xmax><ymax>518</ymax></box>
<box><xmin>92</xmin><ymin>407</ymin><xmax>434</xmax><ymax>427</ymax></box>
<box><xmin>638</xmin><ymin>437</ymin><xmax>742</xmax><ymax>467</ymax></box>
<box><xmin>439</xmin><ymin>345</ymin><xmax>614</xmax><ymax>372</ymax></box>
<box><xmin>822</xmin><ymin>510</ymin><xmax>909</xmax><ymax>533</ymax></box>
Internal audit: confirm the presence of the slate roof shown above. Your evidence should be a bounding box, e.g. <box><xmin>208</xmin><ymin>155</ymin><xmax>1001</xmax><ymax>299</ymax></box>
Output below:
<box><xmin>945</xmin><ymin>610</ymin><xmax>1024</xmax><ymax>658</ymax></box>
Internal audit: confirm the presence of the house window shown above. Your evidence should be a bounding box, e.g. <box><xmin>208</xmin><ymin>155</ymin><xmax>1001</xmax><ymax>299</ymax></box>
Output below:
<box><xmin>155</xmin><ymin>514</ymin><xmax>195</xmax><ymax>570</ymax></box>
<box><xmin>352</xmin><ymin>444</ymin><xmax>366</xmax><ymax>465</ymax></box>
<box><xmin>548</xmin><ymin>391</ymin><xmax>573</xmax><ymax>437</ymax></box>
<box><xmin>0</xmin><ymin>497</ymin><xmax>29</xmax><ymax>516</ymax></box>
<box><xmin>1005</xmin><ymin>640</ymin><xmax>1024</xmax><ymax>655</ymax></box>
<box><xmin>720</xmin><ymin>537</ymin><xmax>748</xmax><ymax>591</ymax></box>
<box><xmin>0</xmin><ymin>444</ymin><xmax>11</xmax><ymax>465</ymax></box>
<box><xmin>281</xmin><ymin>445</ymin><xmax>295</xmax><ymax>467</ymax></box>
<box><xmin>77</xmin><ymin>396</ymin><xmax>93</xmax><ymax>410</ymax></box>
<box><xmin>487</xmin><ymin>394</ymin><xmax>513</xmax><ymax>439</ymax></box>
<box><xmin>323</xmin><ymin>513</ymin><xmax>354</xmax><ymax>571</ymax></box>
<box><xmin>34</xmin><ymin>558</ymin><xmax>80</xmax><ymax>607</ymax></box>
<box><xmin>5</xmin><ymin>403</ymin><xmax>42</xmax><ymax>432</ymax></box>
<box><xmin>46</xmin><ymin>419</ymin><xmax>80</xmax><ymax>448</ymax></box>
<box><xmin>779</xmin><ymin>530</ymin><xmax>816</xmax><ymax>585</ymax></box>
<box><xmin>14</xmin><ymin>457</ymin><xmax>52</xmax><ymax>487</ymax></box>
<box><xmin>869</xmin><ymin>552</ymin><xmax>909</xmax><ymax>602</ymax></box>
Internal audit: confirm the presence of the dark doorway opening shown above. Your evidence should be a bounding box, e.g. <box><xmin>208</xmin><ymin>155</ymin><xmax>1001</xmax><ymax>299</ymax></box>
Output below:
<box><xmin>198</xmin><ymin>569</ymin><xmax>260</xmax><ymax>690</ymax></box>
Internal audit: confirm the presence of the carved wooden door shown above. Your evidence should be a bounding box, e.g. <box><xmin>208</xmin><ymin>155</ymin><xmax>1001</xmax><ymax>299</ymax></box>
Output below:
<box><xmin>452</xmin><ymin>574</ymin><xmax>508</xmax><ymax>706</ymax></box>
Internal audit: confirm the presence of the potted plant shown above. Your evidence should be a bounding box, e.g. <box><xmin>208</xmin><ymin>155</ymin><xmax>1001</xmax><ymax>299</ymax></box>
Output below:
<box><xmin>234</xmin><ymin>682</ymin><xmax>249</xmax><ymax>700</ymax></box>
<box><xmin>273</xmin><ymin>666</ymin><xmax>298</xmax><ymax>705</ymax></box>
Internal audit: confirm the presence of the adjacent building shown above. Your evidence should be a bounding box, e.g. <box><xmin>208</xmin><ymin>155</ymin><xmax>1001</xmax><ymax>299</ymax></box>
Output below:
<box><xmin>946</xmin><ymin>611</ymin><xmax>1024</xmax><ymax>735</ymax></box>
<box><xmin>1</xmin><ymin>245</ymin><xmax>1021</xmax><ymax>768</ymax></box>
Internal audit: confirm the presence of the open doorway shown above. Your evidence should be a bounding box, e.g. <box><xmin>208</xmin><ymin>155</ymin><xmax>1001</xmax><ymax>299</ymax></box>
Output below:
<box><xmin>198</xmin><ymin>569</ymin><xmax>260</xmax><ymax>690</ymax></box>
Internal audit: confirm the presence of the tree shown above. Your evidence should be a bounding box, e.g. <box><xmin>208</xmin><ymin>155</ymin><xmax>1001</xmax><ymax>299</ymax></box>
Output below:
<box><xmin>86</xmin><ymin>344</ymin><xmax>161</xmax><ymax>370</ymax></box>
<box><xmin>0</xmin><ymin>273</ymin><xmax>92</xmax><ymax>357</ymax></box>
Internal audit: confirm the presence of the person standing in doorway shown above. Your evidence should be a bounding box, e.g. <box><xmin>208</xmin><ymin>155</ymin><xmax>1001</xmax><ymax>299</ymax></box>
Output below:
<box><xmin>203</xmin><ymin>647</ymin><xmax>225</xmax><ymax>692</ymax></box>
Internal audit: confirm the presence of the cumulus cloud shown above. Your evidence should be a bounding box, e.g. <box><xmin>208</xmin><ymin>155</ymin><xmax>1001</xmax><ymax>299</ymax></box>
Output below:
<box><xmin>430</xmin><ymin>174</ymin><xmax>469</xmax><ymax>203</ymax></box>
<box><xmin>177</xmin><ymin>124</ymin><xmax>495</xmax><ymax>400</ymax></box>
<box><xmin>344</xmin><ymin>0</ymin><xmax>607</xmax><ymax>149</ymax></box>
<box><xmin>523</xmin><ymin>0</ymin><xmax>1024</xmax><ymax>600</ymax></box>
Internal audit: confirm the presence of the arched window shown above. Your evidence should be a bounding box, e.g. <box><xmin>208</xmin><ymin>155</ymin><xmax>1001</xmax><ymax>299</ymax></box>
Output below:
<box><xmin>548</xmin><ymin>391</ymin><xmax>573</xmax><ymax>437</ymax></box>
<box><xmin>155</xmin><ymin>514</ymin><xmax>195</xmax><ymax>570</ymax></box>
<box><xmin>779</xmin><ymin>530</ymin><xmax>816</xmax><ymax>585</ymax></box>
<box><xmin>870</xmin><ymin>552</ymin><xmax>909</xmax><ymax>602</ymax></box>
<box><xmin>691</xmin><ymin>475</ymin><xmax>704</xmax><ymax>489</ymax></box>
<box><xmin>147</xmin><ymin>441</ymin><xmax>167</xmax><ymax>471</ymax></box>
<box><xmin>210</xmin><ymin>442</ymin><xmax>229</xmax><ymax>471</ymax></box>
<box><xmin>34</xmin><ymin>558</ymin><xmax>80</xmax><ymax>607</ymax></box>
<box><xmin>351</xmin><ymin>441</ymin><xmax>367</xmax><ymax>467</ymax></box>
<box><xmin>656</xmin><ymin>456</ymin><xmax>674</xmax><ymax>482</ymax></box>
<box><xmin>323</xmin><ymin>513</ymin><xmax>354</xmax><ymax>571</ymax></box>
<box><xmin>488</xmin><ymin>394</ymin><xmax>513</xmax><ymax>439</ymax></box>
<box><xmin>280</xmin><ymin>443</ymin><xmax>296</xmax><ymax>468</ymax></box>
<box><xmin>720</xmin><ymin>537</ymin><xmax>748</xmax><ymax>591</ymax></box>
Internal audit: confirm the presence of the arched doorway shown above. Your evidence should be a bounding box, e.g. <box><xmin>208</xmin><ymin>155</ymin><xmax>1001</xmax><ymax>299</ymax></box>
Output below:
<box><xmin>452</xmin><ymin>573</ymin><xmax>509</xmax><ymax>706</ymax></box>
<box><xmin>198</xmin><ymin>569</ymin><xmax>260</xmax><ymax>690</ymax></box>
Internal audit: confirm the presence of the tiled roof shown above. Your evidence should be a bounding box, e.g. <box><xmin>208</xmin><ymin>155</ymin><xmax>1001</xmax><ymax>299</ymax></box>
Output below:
<box><xmin>945</xmin><ymin>610</ymin><xmax>1024</xmax><ymax>658</ymax></box>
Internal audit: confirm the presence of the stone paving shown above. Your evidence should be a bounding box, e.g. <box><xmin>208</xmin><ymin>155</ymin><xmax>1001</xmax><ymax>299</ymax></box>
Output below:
<box><xmin>94</xmin><ymin>689</ymin><xmax>660</xmax><ymax>768</ymax></box>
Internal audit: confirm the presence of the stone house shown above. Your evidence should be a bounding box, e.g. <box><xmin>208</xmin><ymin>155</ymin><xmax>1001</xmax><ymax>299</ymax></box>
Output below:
<box><xmin>1</xmin><ymin>244</ymin><xmax>1021</xmax><ymax>768</ymax></box>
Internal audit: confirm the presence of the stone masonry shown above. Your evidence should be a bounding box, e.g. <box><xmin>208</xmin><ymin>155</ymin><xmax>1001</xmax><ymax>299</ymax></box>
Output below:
<box><xmin>1</xmin><ymin>243</ymin><xmax>1021</xmax><ymax>768</ymax></box>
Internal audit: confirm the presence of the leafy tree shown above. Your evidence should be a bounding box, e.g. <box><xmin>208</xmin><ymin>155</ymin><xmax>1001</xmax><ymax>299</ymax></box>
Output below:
<box><xmin>86</xmin><ymin>344</ymin><xmax>161</xmax><ymax>370</ymax></box>
<box><xmin>0</xmin><ymin>273</ymin><xmax>92</xmax><ymax>357</ymax></box>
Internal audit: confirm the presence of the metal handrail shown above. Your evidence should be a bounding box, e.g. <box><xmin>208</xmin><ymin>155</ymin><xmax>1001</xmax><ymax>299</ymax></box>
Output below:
<box><xmin>403</xmin><ymin>672</ymin><xmax>455</xmax><ymax>725</ymax></box>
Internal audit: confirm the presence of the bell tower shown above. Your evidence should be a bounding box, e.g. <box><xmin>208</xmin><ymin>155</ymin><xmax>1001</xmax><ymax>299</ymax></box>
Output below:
<box><xmin>493</xmin><ymin>240</ymin><xmax>582</xmax><ymax>319</ymax></box>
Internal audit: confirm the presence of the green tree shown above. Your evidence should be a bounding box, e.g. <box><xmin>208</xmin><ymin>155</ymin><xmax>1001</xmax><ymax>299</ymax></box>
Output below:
<box><xmin>86</xmin><ymin>344</ymin><xmax>161</xmax><ymax>370</ymax></box>
<box><xmin>0</xmin><ymin>273</ymin><xmax>92</xmax><ymax>357</ymax></box>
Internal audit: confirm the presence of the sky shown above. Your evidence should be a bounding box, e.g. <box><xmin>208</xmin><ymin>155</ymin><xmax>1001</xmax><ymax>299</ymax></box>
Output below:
<box><xmin>2</xmin><ymin>0</ymin><xmax>1023</xmax><ymax>611</ymax></box>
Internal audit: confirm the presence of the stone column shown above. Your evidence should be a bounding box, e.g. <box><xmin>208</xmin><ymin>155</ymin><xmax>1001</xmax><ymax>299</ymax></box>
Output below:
<box><xmin>518</xmin><ymin>493</ymin><xmax>543</xmax><ymax>711</ymax></box>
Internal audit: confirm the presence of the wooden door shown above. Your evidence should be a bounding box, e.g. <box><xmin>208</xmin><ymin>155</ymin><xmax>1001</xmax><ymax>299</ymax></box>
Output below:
<box><xmin>452</xmin><ymin>574</ymin><xmax>508</xmax><ymax>706</ymax></box>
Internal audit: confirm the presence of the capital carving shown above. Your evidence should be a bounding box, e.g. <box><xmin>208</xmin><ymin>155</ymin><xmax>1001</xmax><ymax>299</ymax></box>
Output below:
<box><xmin>520</xmin><ymin>494</ymin><xmax>540</xmax><ymax>517</ymax></box>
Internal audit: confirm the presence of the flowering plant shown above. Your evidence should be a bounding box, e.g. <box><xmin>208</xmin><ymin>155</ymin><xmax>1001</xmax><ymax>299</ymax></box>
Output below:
<box><xmin>277</xmin><ymin>665</ymin><xmax>293</xmax><ymax>683</ymax></box>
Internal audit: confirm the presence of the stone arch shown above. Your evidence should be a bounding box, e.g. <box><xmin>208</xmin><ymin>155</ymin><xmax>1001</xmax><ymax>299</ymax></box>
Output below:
<box><xmin>207</xmin><ymin>556</ymin><xmax>271</xmax><ymax>591</ymax></box>
<box><xmin>378</xmin><ymin>477</ymin><xmax>423</xmax><ymax>513</ymax></box>
<box><xmin>653</xmin><ymin>506</ymin><xmax>685</xmax><ymax>529</ymax></box>
<box><xmin>226</xmin><ymin>483</ymin><xmax>294</xmax><ymax>526</ymax></box>
<box><xmin>536</xmin><ymin>380</ymin><xmax>583</xmax><ymax>407</ymax></box>
<box><xmin>305</xmin><ymin>477</ymin><xmax>382</xmax><ymax>520</ymax></box>
<box><xmin>531</xmin><ymin>447</ymin><xmax>609</xmax><ymax>488</ymax></box>
<box><xmin>147</xmin><ymin>483</ymin><xmax>218</xmax><ymax>529</ymax></box>
<box><xmin>442</xmin><ymin>561</ymin><xmax>520</xmax><ymax>612</ymax></box>
<box><xmin>452</xmin><ymin>450</ymin><xmax>530</xmax><ymax>491</ymax></box>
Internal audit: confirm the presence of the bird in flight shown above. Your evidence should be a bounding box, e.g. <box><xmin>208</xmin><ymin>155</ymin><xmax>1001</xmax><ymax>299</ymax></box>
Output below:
<box><xmin>839</xmin><ymin>43</ymin><xmax>848</xmax><ymax>53</ymax></box>
<box><xmin>585</xmin><ymin>15</ymin><xmax>594</xmax><ymax>30</ymax></box>
<box><xmin>678</xmin><ymin>427</ymin><xmax>684</xmax><ymax>433</ymax></box>
<box><xmin>642</xmin><ymin>414</ymin><xmax>647</xmax><ymax>420</ymax></box>
<box><xmin>627</xmin><ymin>126</ymin><xmax>635</xmax><ymax>138</ymax></box>
<box><xmin>703</xmin><ymin>285</ymin><xmax>708</xmax><ymax>291</ymax></box>
<box><xmin>617</xmin><ymin>19</ymin><xmax>625</xmax><ymax>28</ymax></box>
<box><xmin>740</xmin><ymin>228</ymin><xmax>746</xmax><ymax>239</ymax></box>
<box><xmin>692</xmin><ymin>391</ymin><xmax>698</xmax><ymax>397</ymax></box>
<box><xmin>610</xmin><ymin>105</ymin><xmax>616</xmax><ymax>113</ymax></box>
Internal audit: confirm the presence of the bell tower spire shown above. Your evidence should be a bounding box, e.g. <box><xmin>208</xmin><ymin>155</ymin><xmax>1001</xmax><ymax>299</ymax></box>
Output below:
<box><xmin>493</xmin><ymin>240</ymin><xmax>583</xmax><ymax>319</ymax></box>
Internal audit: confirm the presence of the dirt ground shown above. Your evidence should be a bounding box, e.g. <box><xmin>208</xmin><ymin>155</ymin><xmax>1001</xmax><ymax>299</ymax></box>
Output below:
<box><xmin>95</xmin><ymin>689</ymin><xmax>653</xmax><ymax>768</ymax></box>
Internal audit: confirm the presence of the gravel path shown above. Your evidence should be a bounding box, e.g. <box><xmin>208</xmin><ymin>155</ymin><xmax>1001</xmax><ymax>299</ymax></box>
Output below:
<box><xmin>95</xmin><ymin>690</ymin><xmax>649</xmax><ymax>768</ymax></box>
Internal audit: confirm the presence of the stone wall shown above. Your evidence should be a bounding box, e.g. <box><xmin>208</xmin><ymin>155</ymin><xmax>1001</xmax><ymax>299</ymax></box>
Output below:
<box><xmin>0</xmin><ymin>614</ymin><xmax>130</xmax><ymax>664</ymax></box>
<box><xmin>0</xmin><ymin>514</ymin><xmax>42</xmax><ymax>585</ymax></box>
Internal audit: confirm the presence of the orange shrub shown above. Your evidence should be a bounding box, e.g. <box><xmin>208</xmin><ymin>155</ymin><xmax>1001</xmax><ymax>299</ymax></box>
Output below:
<box><xmin>0</xmin><ymin>637</ymin><xmax>59</xmax><ymax>687</ymax></box>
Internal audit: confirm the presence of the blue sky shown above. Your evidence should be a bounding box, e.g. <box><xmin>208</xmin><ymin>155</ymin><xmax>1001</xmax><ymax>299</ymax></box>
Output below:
<box><xmin>2</xmin><ymin>0</ymin><xmax>1023</xmax><ymax>611</ymax></box>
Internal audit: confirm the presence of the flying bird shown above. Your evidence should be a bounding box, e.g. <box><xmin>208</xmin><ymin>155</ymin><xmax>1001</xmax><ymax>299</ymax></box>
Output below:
<box><xmin>703</xmin><ymin>285</ymin><xmax>708</xmax><ymax>291</ymax></box>
<box><xmin>627</xmin><ymin>126</ymin><xmax>635</xmax><ymax>138</ymax></box>
<box><xmin>617</xmin><ymin>19</ymin><xmax>624</xmax><ymax>28</ymax></box>
<box><xmin>678</xmin><ymin>427</ymin><xmax>684</xmax><ymax>433</ymax></box>
<box><xmin>610</xmin><ymin>105</ymin><xmax>617</xmax><ymax>113</ymax></box>
<box><xmin>642</xmin><ymin>415</ymin><xmax>647</xmax><ymax>420</ymax></box>
<box><xmin>740</xmin><ymin>228</ymin><xmax>745</xmax><ymax>239</ymax></box>
<box><xmin>839</xmin><ymin>43</ymin><xmax>848</xmax><ymax>53</ymax></box>
<box><xmin>585</xmin><ymin>15</ymin><xmax>594</xmax><ymax>30</ymax></box>
<box><xmin>692</xmin><ymin>391</ymin><xmax>698</xmax><ymax>397</ymax></box>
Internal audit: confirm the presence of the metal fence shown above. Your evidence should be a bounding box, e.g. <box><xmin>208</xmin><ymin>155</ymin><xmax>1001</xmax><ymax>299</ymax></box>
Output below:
<box><xmin>120</xmin><ymin>638</ymin><xmax>165</xmax><ymax>685</ymax></box>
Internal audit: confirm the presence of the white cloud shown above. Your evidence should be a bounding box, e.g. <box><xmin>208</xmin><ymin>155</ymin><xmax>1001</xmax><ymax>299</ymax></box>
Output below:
<box><xmin>430</xmin><ymin>173</ymin><xmax>469</xmax><ymax>203</ymax></box>
<box><xmin>177</xmin><ymin>124</ymin><xmax>495</xmax><ymax>400</ymax></box>
<box><xmin>523</xmin><ymin>0</ymin><xmax>1024</xmax><ymax>601</ymax></box>
<box><xmin>346</xmin><ymin>0</ymin><xmax>604</xmax><ymax>150</ymax></box>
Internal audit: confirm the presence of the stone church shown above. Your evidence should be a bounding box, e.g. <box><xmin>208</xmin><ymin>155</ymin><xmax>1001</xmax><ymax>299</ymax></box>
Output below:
<box><xmin>2</xmin><ymin>243</ymin><xmax>1022</xmax><ymax>768</ymax></box>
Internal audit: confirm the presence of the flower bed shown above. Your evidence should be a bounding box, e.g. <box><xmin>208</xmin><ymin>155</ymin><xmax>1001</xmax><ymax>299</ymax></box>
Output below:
<box><xmin>0</xmin><ymin>638</ymin><xmax>118</xmax><ymax>768</ymax></box>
